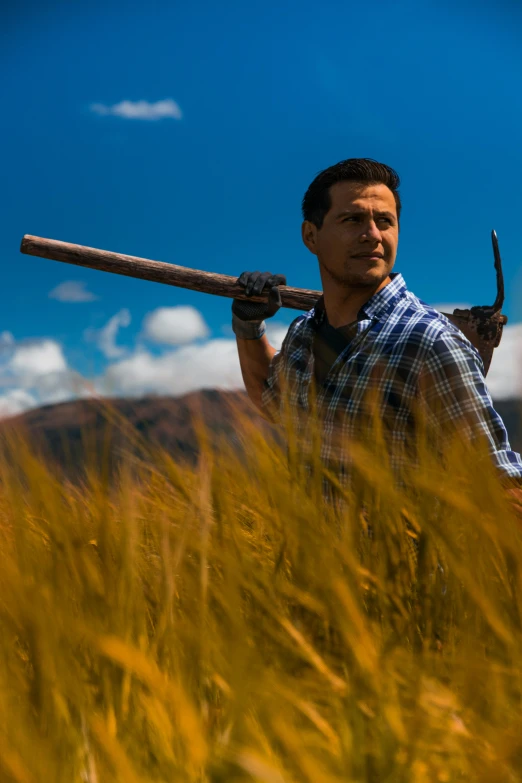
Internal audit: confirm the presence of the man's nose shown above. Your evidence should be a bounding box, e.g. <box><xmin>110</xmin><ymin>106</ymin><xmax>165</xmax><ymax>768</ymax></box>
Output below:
<box><xmin>360</xmin><ymin>219</ymin><xmax>382</xmax><ymax>242</ymax></box>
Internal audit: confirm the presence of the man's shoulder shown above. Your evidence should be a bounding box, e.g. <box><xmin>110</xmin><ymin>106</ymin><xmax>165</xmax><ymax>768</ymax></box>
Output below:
<box><xmin>391</xmin><ymin>292</ymin><xmax>483</xmax><ymax>366</ymax></box>
<box><xmin>394</xmin><ymin>292</ymin><xmax>469</xmax><ymax>341</ymax></box>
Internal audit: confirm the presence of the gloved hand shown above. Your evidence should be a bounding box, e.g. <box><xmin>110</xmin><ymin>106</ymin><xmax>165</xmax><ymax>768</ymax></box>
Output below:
<box><xmin>232</xmin><ymin>271</ymin><xmax>286</xmax><ymax>339</ymax></box>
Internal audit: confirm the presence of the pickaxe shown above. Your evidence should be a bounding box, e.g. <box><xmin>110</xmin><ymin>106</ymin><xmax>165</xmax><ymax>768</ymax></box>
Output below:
<box><xmin>20</xmin><ymin>231</ymin><xmax>507</xmax><ymax>376</ymax></box>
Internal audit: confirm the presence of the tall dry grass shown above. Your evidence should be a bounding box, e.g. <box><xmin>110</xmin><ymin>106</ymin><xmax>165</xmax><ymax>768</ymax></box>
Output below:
<box><xmin>1</xmin><ymin>397</ymin><xmax>522</xmax><ymax>782</ymax></box>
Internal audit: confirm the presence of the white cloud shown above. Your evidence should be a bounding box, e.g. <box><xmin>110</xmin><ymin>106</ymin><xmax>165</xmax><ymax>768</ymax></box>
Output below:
<box><xmin>143</xmin><ymin>306</ymin><xmax>210</xmax><ymax>346</ymax></box>
<box><xmin>49</xmin><ymin>281</ymin><xmax>98</xmax><ymax>302</ymax></box>
<box><xmin>90</xmin><ymin>99</ymin><xmax>182</xmax><ymax>121</ymax></box>
<box><xmin>98</xmin><ymin>339</ymin><xmax>243</xmax><ymax>398</ymax></box>
<box><xmin>9</xmin><ymin>339</ymin><xmax>67</xmax><ymax>382</ymax></box>
<box><xmin>0</xmin><ymin>337</ymin><xmax>87</xmax><ymax>418</ymax></box>
<box><xmin>36</xmin><ymin>370</ymin><xmax>88</xmax><ymax>406</ymax></box>
<box><xmin>86</xmin><ymin>309</ymin><xmax>131</xmax><ymax>359</ymax></box>
<box><xmin>93</xmin><ymin>312</ymin><xmax>292</xmax><ymax>400</ymax></box>
<box><xmin>486</xmin><ymin>322</ymin><xmax>522</xmax><ymax>400</ymax></box>
<box><xmin>0</xmin><ymin>389</ymin><xmax>37</xmax><ymax>419</ymax></box>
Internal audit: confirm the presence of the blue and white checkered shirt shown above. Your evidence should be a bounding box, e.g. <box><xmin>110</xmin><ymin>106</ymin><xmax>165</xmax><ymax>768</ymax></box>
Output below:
<box><xmin>261</xmin><ymin>272</ymin><xmax>522</xmax><ymax>489</ymax></box>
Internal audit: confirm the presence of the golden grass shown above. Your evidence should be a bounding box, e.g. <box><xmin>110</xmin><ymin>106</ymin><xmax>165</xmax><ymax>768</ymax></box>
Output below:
<box><xmin>1</xmin><ymin>398</ymin><xmax>522</xmax><ymax>781</ymax></box>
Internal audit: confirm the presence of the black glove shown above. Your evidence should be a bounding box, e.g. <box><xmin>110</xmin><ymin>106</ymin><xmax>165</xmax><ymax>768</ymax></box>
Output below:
<box><xmin>232</xmin><ymin>271</ymin><xmax>286</xmax><ymax>339</ymax></box>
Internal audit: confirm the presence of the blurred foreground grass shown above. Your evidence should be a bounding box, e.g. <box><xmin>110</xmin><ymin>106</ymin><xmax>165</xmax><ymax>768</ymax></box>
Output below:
<box><xmin>1</xmin><ymin>398</ymin><xmax>522</xmax><ymax>782</ymax></box>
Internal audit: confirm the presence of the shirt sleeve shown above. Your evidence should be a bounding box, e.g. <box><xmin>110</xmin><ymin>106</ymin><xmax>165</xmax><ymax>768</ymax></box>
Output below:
<box><xmin>260</xmin><ymin>318</ymin><xmax>303</xmax><ymax>424</ymax></box>
<box><xmin>418</xmin><ymin>330</ymin><xmax>522</xmax><ymax>481</ymax></box>
<box><xmin>260</xmin><ymin>344</ymin><xmax>286</xmax><ymax>424</ymax></box>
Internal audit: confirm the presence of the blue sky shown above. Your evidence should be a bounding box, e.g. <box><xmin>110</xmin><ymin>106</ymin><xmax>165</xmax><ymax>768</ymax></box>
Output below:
<box><xmin>1</xmin><ymin>0</ymin><xmax>522</xmax><ymax>413</ymax></box>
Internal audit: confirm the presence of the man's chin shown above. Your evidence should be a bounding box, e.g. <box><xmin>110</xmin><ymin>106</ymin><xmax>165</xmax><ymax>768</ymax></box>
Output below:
<box><xmin>320</xmin><ymin>260</ymin><xmax>392</xmax><ymax>289</ymax></box>
<box><xmin>341</xmin><ymin>270</ymin><xmax>389</xmax><ymax>289</ymax></box>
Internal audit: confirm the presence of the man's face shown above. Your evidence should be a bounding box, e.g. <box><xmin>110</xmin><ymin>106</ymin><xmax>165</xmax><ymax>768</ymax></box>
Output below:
<box><xmin>302</xmin><ymin>181</ymin><xmax>399</xmax><ymax>289</ymax></box>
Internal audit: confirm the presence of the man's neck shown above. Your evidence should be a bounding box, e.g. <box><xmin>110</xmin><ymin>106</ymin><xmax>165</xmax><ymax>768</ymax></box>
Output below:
<box><xmin>321</xmin><ymin>274</ymin><xmax>392</xmax><ymax>329</ymax></box>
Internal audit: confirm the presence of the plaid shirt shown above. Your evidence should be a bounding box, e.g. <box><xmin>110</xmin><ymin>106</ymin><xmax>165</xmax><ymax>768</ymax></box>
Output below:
<box><xmin>261</xmin><ymin>272</ymin><xmax>522</xmax><ymax>490</ymax></box>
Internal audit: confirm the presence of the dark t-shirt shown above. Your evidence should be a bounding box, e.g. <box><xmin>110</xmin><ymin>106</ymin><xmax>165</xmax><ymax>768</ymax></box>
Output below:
<box><xmin>313</xmin><ymin>316</ymin><xmax>359</xmax><ymax>387</ymax></box>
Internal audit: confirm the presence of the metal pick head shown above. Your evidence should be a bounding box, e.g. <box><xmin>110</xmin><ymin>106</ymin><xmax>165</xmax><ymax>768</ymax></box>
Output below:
<box><xmin>491</xmin><ymin>229</ymin><xmax>505</xmax><ymax>312</ymax></box>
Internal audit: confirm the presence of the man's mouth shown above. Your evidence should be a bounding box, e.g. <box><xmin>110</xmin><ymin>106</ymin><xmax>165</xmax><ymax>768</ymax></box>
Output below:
<box><xmin>352</xmin><ymin>252</ymin><xmax>384</xmax><ymax>259</ymax></box>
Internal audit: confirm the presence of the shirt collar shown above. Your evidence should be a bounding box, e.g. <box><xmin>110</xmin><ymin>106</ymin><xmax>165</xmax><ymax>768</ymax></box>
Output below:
<box><xmin>311</xmin><ymin>273</ymin><xmax>407</xmax><ymax>327</ymax></box>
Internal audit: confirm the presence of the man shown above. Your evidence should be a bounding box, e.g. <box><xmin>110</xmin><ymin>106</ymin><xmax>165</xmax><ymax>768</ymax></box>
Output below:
<box><xmin>231</xmin><ymin>158</ymin><xmax>522</xmax><ymax>495</ymax></box>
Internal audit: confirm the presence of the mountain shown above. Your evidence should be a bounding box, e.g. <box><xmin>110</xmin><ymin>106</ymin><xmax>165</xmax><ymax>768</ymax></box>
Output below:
<box><xmin>1</xmin><ymin>390</ymin><xmax>279</xmax><ymax>478</ymax></box>
<box><xmin>2</xmin><ymin>390</ymin><xmax>521</xmax><ymax>478</ymax></box>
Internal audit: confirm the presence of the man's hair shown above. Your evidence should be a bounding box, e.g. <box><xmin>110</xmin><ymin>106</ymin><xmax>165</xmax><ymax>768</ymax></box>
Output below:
<box><xmin>302</xmin><ymin>158</ymin><xmax>401</xmax><ymax>229</ymax></box>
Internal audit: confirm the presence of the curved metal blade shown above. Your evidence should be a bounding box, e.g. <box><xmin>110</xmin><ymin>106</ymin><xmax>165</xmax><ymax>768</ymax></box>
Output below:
<box><xmin>491</xmin><ymin>229</ymin><xmax>505</xmax><ymax>311</ymax></box>
<box><xmin>442</xmin><ymin>229</ymin><xmax>508</xmax><ymax>375</ymax></box>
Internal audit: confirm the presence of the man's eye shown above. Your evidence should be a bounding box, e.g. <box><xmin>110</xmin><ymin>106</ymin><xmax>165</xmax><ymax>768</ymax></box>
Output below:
<box><xmin>342</xmin><ymin>216</ymin><xmax>392</xmax><ymax>224</ymax></box>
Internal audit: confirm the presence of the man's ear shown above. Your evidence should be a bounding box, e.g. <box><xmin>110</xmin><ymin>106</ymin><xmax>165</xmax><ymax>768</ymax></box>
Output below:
<box><xmin>301</xmin><ymin>220</ymin><xmax>318</xmax><ymax>256</ymax></box>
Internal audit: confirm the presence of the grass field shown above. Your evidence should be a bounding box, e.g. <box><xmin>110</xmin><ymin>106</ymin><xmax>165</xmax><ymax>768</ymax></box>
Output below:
<box><xmin>1</xmin><ymin>398</ymin><xmax>522</xmax><ymax>782</ymax></box>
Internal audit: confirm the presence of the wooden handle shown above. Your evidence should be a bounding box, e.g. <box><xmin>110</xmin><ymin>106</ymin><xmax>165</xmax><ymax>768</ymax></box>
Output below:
<box><xmin>20</xmin><ymin>235</ymin><xmax>321</xmax><ymax>312</ymax></box>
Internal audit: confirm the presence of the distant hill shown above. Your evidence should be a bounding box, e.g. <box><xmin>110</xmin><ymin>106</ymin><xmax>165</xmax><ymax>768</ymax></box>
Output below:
<box><xmin>2</xmin><ymin>390</ymin><xmax>521</xmax><ymax>477</ymax></box>
<box><xmin>1</xmin><ymin>390</ymin><xmax>280</xmax><ymax>478</ymax></box>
